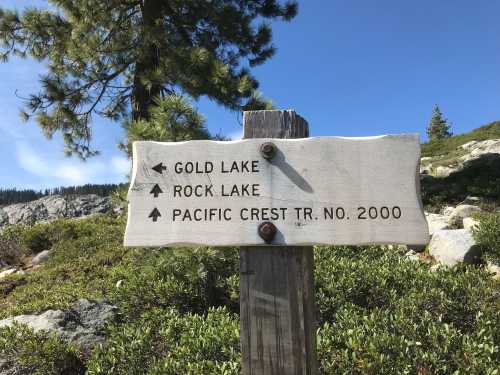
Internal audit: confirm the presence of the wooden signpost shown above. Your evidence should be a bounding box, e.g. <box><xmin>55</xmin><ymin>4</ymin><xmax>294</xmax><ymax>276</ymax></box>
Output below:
<box><xmin>124</xmin><ymin>109</ymin><xmax>429</xmax><ymax>375</ymax></box>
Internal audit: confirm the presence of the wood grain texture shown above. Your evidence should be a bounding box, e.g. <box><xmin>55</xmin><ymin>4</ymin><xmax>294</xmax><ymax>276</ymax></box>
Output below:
<box><xmin>240</xmin><ymin>110</ymin><xmax>318</xmax><ymax>375</ymax></box>
<box><xmin>124</xmin><ymin>134</ymin><xmax>429</xmax><ymax>247</ymax></box>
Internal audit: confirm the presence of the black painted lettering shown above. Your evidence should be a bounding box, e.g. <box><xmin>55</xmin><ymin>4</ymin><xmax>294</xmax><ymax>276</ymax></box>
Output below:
<box><xmin>173</xmin><ymin>185</ymin><xmax>182</xmax><ymax>197</ymax></box>
<box><xmin>174</xmin><ymin>162</ymin><xmax>183</xmax><ymax>174</ymax></box>
<box><xmin>172</xmin><ymin>209</ymin><xmax>181</xmax><ymax>221</ymax></box>
<box><xmin>252</xmin><ymin>160</ymin><xmax>259</xmax><ymax>172</ymax></box>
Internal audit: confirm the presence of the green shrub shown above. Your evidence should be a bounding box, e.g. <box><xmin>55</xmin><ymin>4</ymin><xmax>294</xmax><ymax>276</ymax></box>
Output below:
<box><xmin>0</xmin><ymin>235</ymin><xmax>25</xmax><ymax>266</ymax></box>
<box><xmin>474</xmin><ymin>212</ymin><xmax>500</xmax><ymax>264</ymax></box>
<box><xmin>0</xmin><ymin>214</ymin><xmax>128</xmax><ymax>318</ymax></box>
<box><xmin>87</xmin><ymin>307</ymin><xmax>240</xmax><ymax>375</ymax></box>
<box><xmin>315</xmin><ymin>246</ymin><xmax>500</xmax><ymax>374</ymax></box>
<box><xmin>0</xmin><ymin>323</ymin><xmax>84</xmax><ymax>375</ymax></box>
<box><xmin>111</xmin><ymin>247</ymin><xmax>239</xmax><ymax>320</ymax></box>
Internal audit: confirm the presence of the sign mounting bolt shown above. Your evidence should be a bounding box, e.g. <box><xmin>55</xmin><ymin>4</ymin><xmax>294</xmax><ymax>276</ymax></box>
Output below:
<box><xmin>260</xmin><ymin>142</ymin><xmax>276</xmax><ymax>160</ymax></box>
<box><xmin>258</xmin><ymin>221</ymin><xmax>277</xmax><ymax>243</ymax></box>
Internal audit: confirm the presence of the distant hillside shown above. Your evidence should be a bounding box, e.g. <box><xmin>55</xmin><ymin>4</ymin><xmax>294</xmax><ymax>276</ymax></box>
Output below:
<box><xmin>419</xmin><ymin>121</ymin><xmax>500</xmax><ymax>210</ymax></box>
<box><xmin>422</xmin><ymin>120</ymin><xmax>500</xmax><ymax>157</ymax></box>
<box><xmin>0</xmin><ymin>183</ymin><xmax>127</xmax><ymax>206</ymax></box>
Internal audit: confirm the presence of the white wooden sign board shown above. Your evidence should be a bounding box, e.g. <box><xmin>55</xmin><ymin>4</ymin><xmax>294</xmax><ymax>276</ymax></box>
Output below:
<box><xmin>124</xmin><ymin>135</ymin><xmax>429</xmax><ymax>247</ymax></box>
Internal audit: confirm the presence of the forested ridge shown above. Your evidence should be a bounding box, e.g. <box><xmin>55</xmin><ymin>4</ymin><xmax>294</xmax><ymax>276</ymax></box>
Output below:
<box><xmin>0</xmin><ymin>183</ymin><xmax>126</xmax><ymax>206</ymax></box>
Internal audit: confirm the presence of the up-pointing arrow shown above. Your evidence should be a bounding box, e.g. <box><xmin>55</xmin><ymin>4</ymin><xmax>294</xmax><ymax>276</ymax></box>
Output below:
<box><xmin>149</xmin><ymin>208</ymin><xmax>161</xmax><ymax>222</ymax></box>
<box><xmin>150</xmin><ymin>184</ymin><xmax>163</xmax><ymax>198</ymax></box>
<box><xmin>152</xmin><ymin>163</ymin><xmax>167</xmax><ymax>174</ymax></box>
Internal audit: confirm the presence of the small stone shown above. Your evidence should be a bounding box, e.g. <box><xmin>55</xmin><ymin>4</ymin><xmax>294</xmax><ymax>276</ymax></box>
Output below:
<box><xmin>442</xmin><ymin>206</ymin><xmax>455</xmax><ymax>216</ymax></box>
<box><xmin>0</xmin><ymin>268</ymin><xmax>17</xmax><ymax>279</ymax></box>
<box><xmin>463</xmin><ymin>217</ymin><xmax>480</xmax><ymax>231</ymax></box>
<box><xmin>31</xmin><ymin>250</ymin><xmax>52</xmax><ymax>266</ymax></box>
<box><xmin>435</xmin><ymin>166</ymin><xmax>456</xmax><ymax>177</ymax></box>
<box><xmin>115</xmin><ymin>279</ymin><xmax>123</xmax><ymax>288</ymax></box>
<box><xmin>425</xmin><ymin>213</ymin><xmax>450</xmax><ymax>235</ymax></box>
<box><xmin>447</xmin><ymin>205</ymin><xmax>482</xmax><ymax>227</ymax></box>
<box><xmin>486</xmin><ymin>262</ymin><xmax>500</xmax><ymax>280</ymax></box>
<box><xmin>429</xmin><ymin>264</ymin><xmax>443</xmax><ymax>272</ymax></box>
<box><xmin>429</xmin><ymin>229</ymin><xmax>481</xmax><ymax>266</ymax></box>
<box><xmin>404</xmin><ymin>250</ymin><xmax>420</xmax><ymax>261</ymax></box>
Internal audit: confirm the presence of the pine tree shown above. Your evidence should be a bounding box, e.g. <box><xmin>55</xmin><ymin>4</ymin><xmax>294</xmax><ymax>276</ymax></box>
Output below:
<box><xmin>0</xmin><ymin>1</ymin><xmax>296</xmax><ymax>158</ymax></box>
<box><xmin>427</xmin><ymin>105</ymin><xmax>452</xmax><ymax>141</ymax></box>
<box><xmin>120</xmin><ymin>95</ymin><xmax>210</xmax><ymax>157</ymax></box>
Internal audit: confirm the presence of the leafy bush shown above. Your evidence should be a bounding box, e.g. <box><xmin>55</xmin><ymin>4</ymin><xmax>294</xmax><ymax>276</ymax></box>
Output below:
<box><xmin>87</xmin><ymin>307</ymin><xmax>240</xmax><ymax>375</ymax></box>
<box><xmin>0</xmin><ymin>324</ymin><xmax>84</xmax><ymax>375</ymax></box>
<box><xmin>111</xmin><ymin>247</ymin><xmax>239</xmax><ymax>320</ymax></box>
<box><xmin>0</xmin><ymin>214</ymin><xmax>128</xmax><ymax>318</ymax></box>
<box><xmin>474</xmin><ymin>212</ymin><xmax>500</xmax><ymax>264</ymax></box>
<box><xmin>1</xmin><ymin>215</ymin><xmax>499</xmax><ymax>374</ymax></box>
<box><xmin>315</xmin><ymin>246</ymin><xmax>500</xmax><ymax>374</ymax></box>
<box><xmin>0</xmin><ymin>234</ymin><xmax>25</xmax><ymax>266</ymax></box>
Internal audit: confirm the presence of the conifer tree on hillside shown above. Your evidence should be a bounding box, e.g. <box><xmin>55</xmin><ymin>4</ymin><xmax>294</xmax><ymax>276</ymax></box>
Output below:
<box><xmin>426</xmin><ymin>105</ymin><xmax>452</xmax><ymax>141</ymax></box>
<box><xmin>0</xmin><ymin>1</ymin><xmax>296</xmax><ymax>158</ymax></box>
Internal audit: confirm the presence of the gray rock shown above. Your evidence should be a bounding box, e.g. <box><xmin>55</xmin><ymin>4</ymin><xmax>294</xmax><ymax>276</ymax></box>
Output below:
<box><xmin>0</xmin><ymin>268</ymin><xmax>17</xmax><ymax>280</ymax></box>
<box><xmin>442</xmin><ymin>206</ymin><xmax>455</xmax><ymax>217</ymax></box>
<box><xmin>486</xmin><ymin>262</ymin><xmax>500</xmax><ymax>280</ymax></box>
<box><xmin>447</xmin><ymin>204</ymin><xmax>482</xmax><ymax>227</ymax></box>
<box><xmin>425</xmin><ymin>212</ymin><xmax>450</xmax><ymax>235</ymax></box>
<box><xmin>404</xmin><ymin>250</ymin><xmax>420</xmax><ymax>261</ymax></box>
<box><xmin>424</xmin><ymin>139</ymin><xmax>500</xmax><ymax>178</ymax></box>
<box><xmin>461</xmin><ymin>196</ymin><xmax>480</xmax><ymax>205</ymax></box>
<box><xmin>435</xmin><ymin>166</ymin><xmax>456</xmax><ymax>177</ymax></box>
<box><xmin>0</xmin><ymin>210</ymin><xmax>7</xmax><ymax>227</ymax></box>
<box><xmin>31</xmin><ymin>250</ymin><xmax>51</xmax><ymax>266</ymax></box>
<box><xmin>463</xmin><ymin>217</ymin><xmax>480</xmax><ymax>231</ymax></box>
<box><xmin>0</xmin><ymin>299</ymin><xmax>117</xmax><ymax>351</ymax></box>
<box><xmin>429</xmin><ymin>229</ymin><xmax>481</xmax><ymax>266</ymax></box>
<box><xmin>0</xmin><ymin>195</ymin><xmax>117</xmax><ymax>228</ymax></box>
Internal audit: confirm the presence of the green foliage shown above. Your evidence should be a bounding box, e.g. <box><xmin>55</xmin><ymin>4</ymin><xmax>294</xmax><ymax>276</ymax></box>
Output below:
<box><xmin>0</xmin><ymin>1</ymin><xmax>296</xmax><ymax>158</ymax></box>
<box><xmin>120</xmin><ymin>95</ymin><xmax>210</xmax><ymax>157</ymax></box>
<box><xmin>1</xmin><ymin>217</ymin><xmax>499</xmax><ymax>373</ymax></box>
<box><xmin>421</xmin><ymin>156</ymin><xmax>500</xmax><ymax>209</ymax></box>
<box><xmin>422</xmin><ymin>121</ymin><xmax>500</xmax><ymax>158</ymax></box>
<box><xmin>111</xmin><ymin>246</ymin><xmax>239</xmax><ymax>320</ymax></box>
<box><xmin>0</xmin><ymin>215</ymin><xmax>127</xmax><ymax>318</ymax></box>
<box><xmin>87</xmin><ymin>308</ymin><xmax>240</xmax><ymax>375</ymax></box>
<box><xmin>315</xmin><ymin>246</ymin><xmax>500</xmax><ymax>374</ymax></box>
<box><xmin>474</xmin><ymin>212</ymin><xmax>500</xmax><ymax>264</ymax></box>
<box><xmin>426</xmin><ymin>105</ymin><xmax>452</xmax><ymax>142</ymax></box>
<box><xmin>0</xmin><ymin>324</ymin><xmax>84</xmax><ymax>375</ymax></box>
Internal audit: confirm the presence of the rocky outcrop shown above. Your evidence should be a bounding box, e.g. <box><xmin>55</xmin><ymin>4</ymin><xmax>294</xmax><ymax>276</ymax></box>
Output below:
<box><xmin>425</xmin><ymin>212</ymin><xmax>450</xmax><ymax>235</ymax></box>
<box><xmin>447</xmin><ymin>204</ymin><xmax>482</xmax><ymax>226</ymax></box>
<box><xmin>428</xmin><ymin>229</ymin><xmax>481</xmax><ymax>266</ymax></box>
<box><xmin>0</xmin><ymin>194</ymin><xmax>119</xmax><ymax>228</ymax></box>
<box><xmin>423</xmin><ymin>139</ymin><xmax>500</xmax><ymax>178</ymax></box>
<box><xmin>0</xmin><ymin>299</ymin><xmax>117</xmax><ymax>351</ymax></box>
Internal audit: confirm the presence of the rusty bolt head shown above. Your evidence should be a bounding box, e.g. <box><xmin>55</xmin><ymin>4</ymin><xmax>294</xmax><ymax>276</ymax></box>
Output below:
<box><xmin>260</xmin><ymin>142</ymin><xmax>276</xmax><ymax>160</ymax></box>
<box><xmin>258</xmin><ymin>221</ymin><xmax>277</xmax><ymax>243</ymax></box>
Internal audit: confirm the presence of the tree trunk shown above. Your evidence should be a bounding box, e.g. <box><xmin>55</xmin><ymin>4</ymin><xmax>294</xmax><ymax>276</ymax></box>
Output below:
<box><xmin>131</xmin><ymin>0</ymin><xmax>164</xmax><ymax>121</ymax></box>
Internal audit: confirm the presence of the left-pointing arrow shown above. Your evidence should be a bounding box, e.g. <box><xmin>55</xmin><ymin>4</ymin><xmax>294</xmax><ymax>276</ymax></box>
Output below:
<box><xmin>150</xmin><ymin>184</ymin><xmax>163</xmax><ymax>198</ymax></box>
<box><xmin>152</xmin><ymin>163</ymin><xmax>167</xmax><ymax>174</ymax></box>
<box><xmin>149</xmin><ymin>208</ymin><xmax>161</xmax><ymax>222</ymax></box>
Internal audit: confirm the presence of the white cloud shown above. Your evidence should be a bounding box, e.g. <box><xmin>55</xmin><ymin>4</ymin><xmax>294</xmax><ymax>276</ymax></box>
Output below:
<box><xmin>111</xmin><ymin>156</ymin><xmax>131</xmax><ymax>176</ymax></box>
<box><xmin>15</xmin><ymin>142</ymin><xmax>126</xmax><ymax>187</ymax></box>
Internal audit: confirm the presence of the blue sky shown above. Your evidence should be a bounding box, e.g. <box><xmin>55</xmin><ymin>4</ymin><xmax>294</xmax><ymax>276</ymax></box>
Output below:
<box><xmin>1</xmin><ymin>0</ymin><xmax>499</xmax><ymax>190</ymax></box>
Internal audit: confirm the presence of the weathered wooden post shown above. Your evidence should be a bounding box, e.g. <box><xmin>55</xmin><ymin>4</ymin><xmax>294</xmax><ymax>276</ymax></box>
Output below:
<box><xmin>240</xmin><ymin>110</ymin><xmax>318</xmax><ymax>375</ymax></box>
